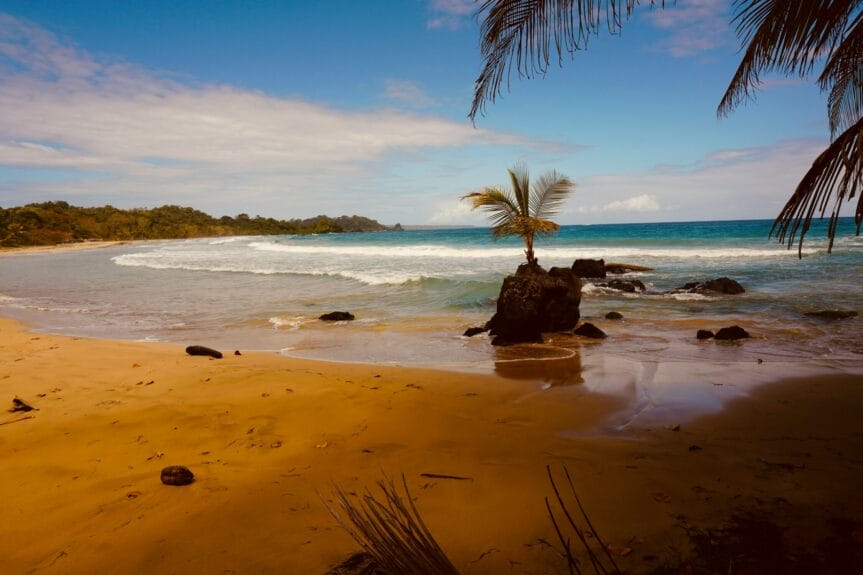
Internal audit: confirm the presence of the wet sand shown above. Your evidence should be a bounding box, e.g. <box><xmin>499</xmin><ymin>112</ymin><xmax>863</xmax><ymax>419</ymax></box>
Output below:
<box><xmin>1</xmin><ymin>316</ymin><xmax>862</xmax><ymax>573</ymax></box>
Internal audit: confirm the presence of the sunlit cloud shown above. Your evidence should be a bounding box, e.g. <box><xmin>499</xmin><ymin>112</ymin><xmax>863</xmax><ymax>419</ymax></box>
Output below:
<box><xmin>0</xmin><ymin>13</ymin><xmax>550</xmax><ymax>218</ymax></box>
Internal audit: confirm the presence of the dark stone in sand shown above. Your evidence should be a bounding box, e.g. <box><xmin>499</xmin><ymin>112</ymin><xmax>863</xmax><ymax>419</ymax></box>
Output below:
<box><xmin>463</xmin><ymin>326</ymin><xmax>487</xmax><ymax>337</ymax></box>
<box><xmin>714</xmin><ymin>325</ymin><xmax>750</xmax><ymax>340</ymax></box>
<box><xmin>9</xmin><ymin>397</ymin><xmax>37</xmax><ymax>412</ymax></box>
<box><xmin>234</xmin><ymin>350</ymin><xmax>242</xmax><ymax>356</ymax></box>
<box><xmin>805</xmin><ymin>309</ymin><xmax>858</xmax><ymax>320</ymax></box>
<box><xmin>185</xmin><ymin>345</ymin><xmax>223</xmax><ymax>359</ymax></box>
<box><xmin>574</xmin><ymin>322</ymin><xmax>606</xmax><ymax>339</ymax></box>
<box><xmin>486</xmin><ymin>264</ymin><xmax>582</xmax><ymax>345</ymax></box>
<box><xmin>674</xmin><ymin>277</ymin><xmax>745</xmax><ymax>295</ymax></box>
<box><xmin>696</xmin><ymin>329</ymin><xmax>715</xmax><ymax>340</ymax></box>
<box><xmin>605</xmin><ymin>311</ymin><xmax>624</xmax><ymax>320</ymax></box>
<box><xmin>319</xmin><ymin>311</ymin><xmax>355</xmax><ymax>321</ymax></box>
<box><xmin>160</xmin><ymin>465</ymin><xmax>195</xmax><ymax>486</ymax></box>
<box><xmin>571</xmin><ymin>258</ymin><xmax>606</xmax><ymax>278</ymax></box>
<box><xmin>325</xmin><ymin>552</ymin><xmax>379</xmax><ymax>575</ymax></box>
<box><xmin>598</xmin><ymin>279</ymin><xmax>646</xmax><ymax>293</ymax></box>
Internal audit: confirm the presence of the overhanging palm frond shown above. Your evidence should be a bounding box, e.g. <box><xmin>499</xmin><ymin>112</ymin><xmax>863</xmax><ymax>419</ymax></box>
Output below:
<box><xmin>470</xmin><ymin>0</ymin><xmax>663</xmax><ymax>122</ymax></box>
<box><xmin>530</xmin><ymin>170</ymin><xmax>574</xmax><ymax>219</ymax></box>
<box><xmin>771</xmin><ymin>115</ymin><xmax>863</xmax><ymax>255</ymax></box>
<box><xmin>821</xmin><ymin>15</ymin><xmax>863</xmax><ymax>136</ymax></box>
<box><xmin>718</xmin><ymin>0</ymin><xmax>860</xmax><ymax>117</ymax></box>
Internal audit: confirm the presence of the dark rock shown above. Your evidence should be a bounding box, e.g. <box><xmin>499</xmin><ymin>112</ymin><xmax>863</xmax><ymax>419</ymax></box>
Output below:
<box><xmin>696</xmin><ymin>329</ymin><xmax>715</xmax><ymax>340</ymax></box>
<box><xmin>572</xmin><ymin>258</ymin><xmax>606</xmax><ymax>278</ymax></box>
<box><xmin>597</xmin><ymin>279</ymin><xmax>646</xmax><ymax>293</ymax></box>
<box><xmin>714</xmin><ymin>325</ymin><xmax>750</xmax><ymax>341</ymax></box>
<box><xmin>234</xmin><ymin>350</ymin><xmax>242</xmax><ymax>356</ymax></box>
<box><xmin>185</xmin><ymin>345</ymin><xmax>223</xmax><ymax>359</ymax></box>
<box><xmin>319</xmin><ymin>311</ymin><xmax>355</xmax><ymax>321</ymax></box>
<box><xmin>674</xmin><ymin>277</ymin><xmax>745</xmax><ymax>295</ymax></box>
<box><xmin>325</xmin><ymin>552</ymin><xmax>379</xmax><ymax>575</ymax></box>
<box><xmin>605</xmin><ymin>262</ymin><xmax>655</xmax><ymax>274</ymax></box>
<box><xmin>160</xmin><ymin>465</ymin><xmax>195</xmax><ymax>486</ymax></box>
<box><xmin>463</xmin><ymin>326</ymin><xmax>488</xmax><ymax>337</ymax></box>
<box><xmin>805</xmin><ymin>309</ymin><xmax>858</xmax><ymax>320</ymax></box>
<box><xmin>574</xmin><ymin>322</ymin><xmax>606</xmax><ymax>339</ymax></box>
<box><xmin>605</xmin><ymin>311</ymin><xmax>624</xmax><ymax>320</ymax></box>
<box><xmin>9</xmin><ymin>397</ymin><xmax>37</xmax><ymax>412</ymax></box>
<box><xmin>486</xmin><ymin>264</ymin><xmax>582</xmax><ymax>344</ymax></box>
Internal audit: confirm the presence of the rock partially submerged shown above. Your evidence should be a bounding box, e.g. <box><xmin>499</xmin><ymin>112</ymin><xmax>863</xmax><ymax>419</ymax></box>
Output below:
<box><xmin>673</xmin><ymin>277</ymin><xmax>745</xmax><ymax>295</ymax></box>
<box><xmin>574</xmin><ymin>322</ymin><xmax>606</xmax><ymax>339</ymax></box>
<box><xmin>696</xmin><ymin>329</ymin><xmax>715</xmax><ymax>340</ymax></box>
<box><xmin>185</xmin><ymin>345</ymin><xmax>223</xmax><ymax>359</ymax></box>
<box><xmin>714</xmin><ymin>325</ymin><xmax>750</xmax><ymax>341</ymax></box>
<box><xmin>805</xmin><ymin>309</ymin><xmax>858</xmax><ymax>320</ymax></box>
<box><xmin>487</xmin><ymin>264</ymin><xmax>582</xmax><ymax>345</ymax></box>
<box><xmin>462</xmin><ymin>326</ymin><xmax>488</xmax><ymax>337</ymax></box>
<box><xmin>605</xmin><ymin>311</ymin><xmax>624</xmax><ymax>320</ymax></box>
<box><xmin>319</xmin><ymin>311</ymin><xmax>355</xmax><ymax>321</ymax></box>
<box><xmin>571</xmin><ymin>258</ymin><xmax>606</xmax><ymax>279</ymax></box>
<box><xmin>605</xmin><ymin>262</ymin><xmax>655</xmax><ymax>274</ymax></box>
<box><xmin>597</xmin><ymin>279</ymin><xmax>646</xmax><ymax>293</ymax></box>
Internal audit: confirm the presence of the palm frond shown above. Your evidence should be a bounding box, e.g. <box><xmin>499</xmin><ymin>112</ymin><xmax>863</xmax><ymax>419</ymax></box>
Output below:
<box><xmin>821</xmin><ymin>14</ymin><xmax>863</xmax><ymax>136</ymax></box>
<box><xmin>462</xmin><ymin>187</ymin><xmax>521</xmax><ymax>230</ymax></box>
<box><xmin>470</xmin><ymin>0</ymin><xmax>663</xmax><ymax>122</ymax></box>
<box><xmin>509</xmin><ymin>163</ymin><xmax>532</xmax><ymax>217</ymax></box>
<box><xmin>718</xmin><ymin>0</ymin><xmax>861</xmax><ymax>117</ymax></box>
<box><xmin>771</xmin><ymin>115</ymin><xmax>863</xmax><ymax>256</ymax></box>
<box><xmin>530</xmin><ymin>170</ymin><xmax>574</xmax><ymax>219</ymax></box>
<box><xmin>324</xmin><ymin>475</ymin><xmax>461</xmax><ymax>575</ymax></box>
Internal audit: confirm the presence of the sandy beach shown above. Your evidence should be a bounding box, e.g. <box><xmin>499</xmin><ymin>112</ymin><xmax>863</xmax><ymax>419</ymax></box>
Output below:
<box><xmin>2</xmin><ymin>315</ymin><xmax>862</xmax><ymax>574</ymax></box>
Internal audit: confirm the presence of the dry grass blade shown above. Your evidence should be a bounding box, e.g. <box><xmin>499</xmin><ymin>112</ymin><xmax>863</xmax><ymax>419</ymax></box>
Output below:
<box><xmin>323</xmin><ymin>474</ymin><xmax>461</xmax><ymax>575</ymax></box>
<box><xmin>545</xmin><ymin>465</ymin><xmax>621</xmax><ymax>575</ymax></box>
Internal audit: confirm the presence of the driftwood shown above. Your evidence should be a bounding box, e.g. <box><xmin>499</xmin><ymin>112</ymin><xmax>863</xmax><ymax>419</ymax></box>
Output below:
<box><xmin>185</xmin><ymin>345</ymin><xmax>223</xmax><ymax>359</ymax></box>
<box><xmin>419</xmin><ymin>473</ymin><xmax>473</xmax><ymax>481</ymax></box>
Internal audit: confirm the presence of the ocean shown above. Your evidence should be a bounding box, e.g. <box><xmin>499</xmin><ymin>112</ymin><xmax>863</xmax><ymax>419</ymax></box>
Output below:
<box><xmin>1</xmin><ymin>218</ymin><xmax>861</xmax><ymax>417</ymax></box>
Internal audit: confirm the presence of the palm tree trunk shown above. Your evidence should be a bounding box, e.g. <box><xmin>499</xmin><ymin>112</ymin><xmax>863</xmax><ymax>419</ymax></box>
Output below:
<box><xmin>524</xmin><ymin>234</ymin><xmax>536</xmax><ymax>266</ymax></box>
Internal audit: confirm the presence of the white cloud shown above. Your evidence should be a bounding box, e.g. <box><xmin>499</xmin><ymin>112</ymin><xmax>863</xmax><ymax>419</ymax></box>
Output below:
<box><xmin>644</xmin><ymin>0</ymin><xmax>731</xmax><ymax>57</ymax></box>
<box><xmin>381</xmin><ymin>79</ymin><xmax>436</xmax><ymax>108</ymax></box>
<box><xmin>587</xmin><ymin>193</ymin><xmax>661</xmax><ymax>214</ymax></box>
<box><xmin>427</xmin><ymin>0</ymin><xmax>476</xmax><ymax>30</ymax></box>
<box><xmin>0</xmin><ymin>13</ymin><xmax>543</xmax><ymax>219</ymax></box>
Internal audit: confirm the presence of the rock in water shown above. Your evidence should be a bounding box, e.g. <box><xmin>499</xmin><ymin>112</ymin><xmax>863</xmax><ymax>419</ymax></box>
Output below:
<box><xmin>185</xmin><ymin>345</ymin><xmax>223</xmax><ymax>359</ymax></box>
<box><xmin>571</xmin><ymin>258</ymin><xmax>606</xmax><ymax>278</ymax></box>
<box><xmin>805</xmin><ymin>309</ymin><xmax>858</xmax><ymax>320</ymax></box>
<box><xmin>574</xmin><ymin>322</ymin><xmax>607</xmax><ymax>339</ymax></box>
<box><xmin>319</xmin><ymin>311</ymin><xmax>355</xmax><ymax>321</ymax></box>
<box><xmin>605</xmin><ymin>311</ymin><xmax>624</xmax><ymax>320</ymax></box>
<box><xmin>463</xmin><ymin>326</ymin><xmax>487</xmax><ymax>337</ymax></box>
<box><xmin>673</xmin><ymin>277</ymin><xmax>745</xmax><ymax>295</ymax></box>
<box><xmin>487</xmin><ymin>264</ymin><xmax>582</xmax><ymax>345</ymax></box>
<box><xmin>696</xmin><ymin>329</ymin><xmax>715</xmax><ymax>340</ymax></box>
<box><xmin>714</xmin><ymin>326</ymin><xmax>750</xmax><ymax>340</ymax></box>
<box><xmin>161</xmin><ymin>465</ymin><xmax>195</xmax><ymax>486</ymax></box>
<box><xmin>597</xmin><ymin>279</ymin><xmax>646</xmax><ymax>293</ymax></box>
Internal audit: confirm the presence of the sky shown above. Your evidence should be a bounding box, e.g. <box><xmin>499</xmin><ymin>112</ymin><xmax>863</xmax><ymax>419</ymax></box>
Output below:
<box><xmin>0</xmin><ymin>0</ymin><xmax>842</xmax><ymax>226</ymax></box>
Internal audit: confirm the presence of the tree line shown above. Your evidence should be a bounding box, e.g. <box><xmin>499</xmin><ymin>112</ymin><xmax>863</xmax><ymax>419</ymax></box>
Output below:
<box><xmin>0</xmin><ymin>201</ymin><xmax>399</xmax><ymax>247</ymax></box>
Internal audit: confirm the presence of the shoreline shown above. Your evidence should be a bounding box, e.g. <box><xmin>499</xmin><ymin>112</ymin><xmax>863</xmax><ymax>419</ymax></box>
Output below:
<box><xmin>2</xmin><ymin>316</ymin><xmax>862</xmax><ymax>573</ymax></box>
<box><xmin>0</xmin><ymin>240</ymin><xmax>132</xmax><ymax>256</ymax></box>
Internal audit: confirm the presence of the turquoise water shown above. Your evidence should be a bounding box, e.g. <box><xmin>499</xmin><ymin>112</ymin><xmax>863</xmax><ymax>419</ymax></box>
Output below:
<box><xmin>2</xmin><ymin>217</ymin><xmax>860</xmax><ymax>422</ymax></box>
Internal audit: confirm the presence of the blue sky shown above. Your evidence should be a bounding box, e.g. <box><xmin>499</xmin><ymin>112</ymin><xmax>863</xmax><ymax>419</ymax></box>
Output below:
<box><xmin>0</xmin><ymin>1</ymin><xmax>838</xmax><ymax>225</ymax></box>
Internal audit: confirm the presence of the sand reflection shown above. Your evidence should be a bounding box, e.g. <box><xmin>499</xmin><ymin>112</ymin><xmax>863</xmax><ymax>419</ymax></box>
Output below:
<box><xmin>493</xmin><ymin>343</ymin><xmax>583</xmax><ymax>386</ymax></box>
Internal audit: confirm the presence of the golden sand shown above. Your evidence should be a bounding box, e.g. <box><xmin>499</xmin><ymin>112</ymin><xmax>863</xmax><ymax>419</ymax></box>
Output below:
<box><xmin>1</xmin><ymin>317</ymin><xmax>861</xmax><ymax>573</ymax></box>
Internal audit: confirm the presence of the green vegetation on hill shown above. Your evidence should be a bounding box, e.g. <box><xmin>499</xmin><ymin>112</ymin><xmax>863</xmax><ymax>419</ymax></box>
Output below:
<box><xmin>0</xmin><ymin>201</ymin><xmax>399</xmax><ymax>248</ymax></box>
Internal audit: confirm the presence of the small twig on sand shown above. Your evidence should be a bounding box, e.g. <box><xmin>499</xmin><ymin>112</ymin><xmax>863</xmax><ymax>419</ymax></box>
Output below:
<box><xmin>0</xmin><ymin>415</ymin><xmax>35</xmax><ymax>426</ymax></box>
<box><xmin>419</xmin><ymin>473</ymin><xmax>473</xmax><ymax>481</ymax></box>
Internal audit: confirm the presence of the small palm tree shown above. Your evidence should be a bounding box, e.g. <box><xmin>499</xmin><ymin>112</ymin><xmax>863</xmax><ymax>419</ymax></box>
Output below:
<box><xmin>463</xmin><ymin>164</ymin><xmax>573</xmax><ymax>266</ymax></box>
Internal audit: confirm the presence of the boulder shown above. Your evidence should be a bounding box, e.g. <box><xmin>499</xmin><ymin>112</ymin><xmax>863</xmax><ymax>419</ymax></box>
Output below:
<box><xmin>574</xmin><ymin>322</ymin><xmax>606</xmax><ymax>339</ymax></box>
<box><xmin>714</xmin><ymin>325</ymin><xmax>750</xmax><ymax>340</ymax></box>
<box><xmin>673</xmin><ymin>277</ymin><xmax>745</xmax><ymax>295</ymax></box>
<box><xmin>185</xmin><ymin>345</ymin><xmax>223</xmax><ymax>359</ymax></box>
<box><xmin>486</xmin><ymin>264</ymin><xmax>582</xmax><ymax>345</ymax></box>
<box><xmin>597</xmin><ymin>279</ymin><xmax>646</xmax><ymax>293</ymax></box>
<box><xmin>571</xmin><ymin>258</ymin><xmax>606</xmax><ymax>278</ymax></box>
<box><xmin>696</xmin><ymin>329</ymin><xmax>715</xmax><ymax>340</ymax></box>
<box><xmin>605</xmin><ymin>311</ymin><xmax>624</xmax><ymax>320</ymax></box>
<box><xmin>319</xmin><ymin>311</ymin><xmax>355</xmax><ymax>321</ymax></box>
<box><xmin>805</xmin><ymin>309</ymin><xmax>858</xmax><ymax>320</ymax></box>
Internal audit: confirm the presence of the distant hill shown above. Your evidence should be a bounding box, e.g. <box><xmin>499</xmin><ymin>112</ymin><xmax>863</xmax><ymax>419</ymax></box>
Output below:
<box><xmin>0</xmin><ymin>201</ymin><xmax>399</xmax><ymax>248</ymax></box>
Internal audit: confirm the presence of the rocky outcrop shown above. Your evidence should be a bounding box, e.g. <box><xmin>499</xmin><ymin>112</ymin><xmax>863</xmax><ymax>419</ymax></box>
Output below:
<box><xmin>805</xmin><ymin>310</ymin><xmax>858</xmax><ymax>320</ymax></box>
<box><xmin>714</xmin><ymin>325</ymin><xmax>750</xmax><ymax>340</ymax></box>
<box><xmin>319</xmin><ymin>311</ymin><xmax>355</xmax><ymax>321</ymax></box>
<box><xmin>486</xmin><ymin>264</ymin><xmax>582</xmax><ymax>345</ymax></box>
<box><xmin>597</xmin><ymin>279</ymin><xmax>646</xmax><ymax>293</ymax></box>
<box><xmin>574</xmin><ymin>322</ymin><xmax>606</xmax><ymax>339</ymax></box>
<box><xmin>571</xmin><ymin>259</ymin><xmax>606</xmax><ymax>279</ymax></box>
<box><xmin>673</xmin><ymin>277</ymin><xmax>745</xmax><ymax>295</ymax></box>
